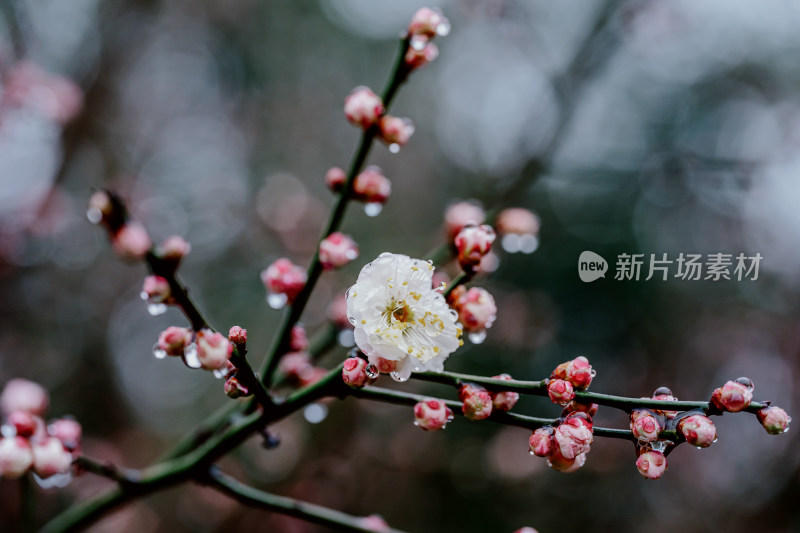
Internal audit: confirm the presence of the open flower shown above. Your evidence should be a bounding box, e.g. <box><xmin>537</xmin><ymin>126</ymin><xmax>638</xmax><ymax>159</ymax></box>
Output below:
<box><xmin>346</xmin><ymin>253</ymin><xmax>462</xmax><ymax>380</ymax></box>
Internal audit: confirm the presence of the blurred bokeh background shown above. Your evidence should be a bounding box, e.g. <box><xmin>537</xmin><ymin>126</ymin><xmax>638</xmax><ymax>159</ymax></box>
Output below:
<box><xmin>1</xmin><ymin>0</ymin><xmax>799</xmax><ymax>531</ymax></box>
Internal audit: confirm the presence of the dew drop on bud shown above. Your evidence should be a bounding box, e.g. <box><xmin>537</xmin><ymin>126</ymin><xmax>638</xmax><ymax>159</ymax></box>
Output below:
<box><xmin>468</xmin><ymin>330</ymin><xmax>487</xmax><ymax>345</ymax></box>
<box><xmin>147</xmin><ymin>303</ymin><xmax>168</xmax><ymax>316</ymax></box>
<box><xmin>267</xmin><ymin>292</ymin><xmax>288</xmax><ymax>309</ymax></box>
<box><xmin>529</xmin><ymin>450</ymin><xmax>535</xmax><ymax>456</ymax></box>
<box><xmin>303</xmin><ymin>403</ymin><xmax>328</xmax><ymax>424</ymax></box>
<box><xmin>390</xmin><ymin>371</ymin><xmax>409</xmax><ymax>383</ymax></box>
<box><xmin>734</xmin><ymin>377</ymin><xmax>754</xmax><ymax>391</ymax></box>
<box><xmin>212</xmin><ymin>367</ymin><xmax>229</xmax><ymax>379</ymax></box>
<box><xmin>436</xmin><ymin>20</ymin><xmax>451</xmax><ymax>37</ymax></box>
<box><xmin>86</xmin><ymin>207</ymin><xmax>103</xmax><ymax>224</ymax></box>
<box><xmin>140</xmin><ymin>291</ymin><xmax>148</xmax><ymax>301</ymax></box>
<box><xmin>446</xmin><ymin>413</ymin><xmax>455</xmax><ymax>422</ymax></box>
<box><xmin>651</xmin><ymin>440</ymin><xmax>667</xmax><ymax>453</ymax></box>
<box><xmin>413</xmin><ymin>420</ymin><xmax>419</xmax><ymax>427</ymax></box>
<box><xmin>410</xmin><ymin>34</ymin><xmax>427</xmax><ymax>51</ymax></box>
<box><xmin>0</xmin><ymin>424</ymin><xmax>15</xmax><ymax>438</ymax></box>
<box><xmin>388</xmin><ymin>143</ymin><xmax>401</xmax><ymax>154</ymax></box>
<box><xmin>365</xmin><ymin>364</ymin><xmax>379</xmax><ymax>379</ymax></box>
<box><xmin>183</xmin><ymin>343</ymin><xmax>201</xmax><ymax>369</ymax></box>
<box><xmin>152</xmin><ymin>344</ymin><xmax>167</xmax><ymax>360</ymax></box>
<box><xmin>338</xmin><ymin>329</ymin><xmax>355</xmax><ymax>347</ymax></box>
<box><xmin>364</xmin><ymin>202</ymin><xmax>383</xmax><ymax>217</ymax></box>
<box><xmin>34</xmin><ymin>471</ymin><xmax>72</xmax><ymax>489</ymax></box>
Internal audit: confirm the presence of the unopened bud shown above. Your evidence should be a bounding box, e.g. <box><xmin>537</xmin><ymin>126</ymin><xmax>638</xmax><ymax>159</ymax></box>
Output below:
<box><xmin>112</xmin><ymin>222</ymin><xmax>151</xmax><ymax>260</ymax></box>
<box><xmin>261</xmin><ymin>258</ymin><xmax>307</xmax><ymax>305</ymax></box>
<box><xmin>408</xmin><ymin>7</ymin><xmax>450</xmax><ymax>38</ymax></box>
<box><xmin>48</xmin><ymin>418</ymin><xmax>82</xmax><ymax>454</ymax></box>
<box><xmin>157</xmin><ymin>326</ymin><xmax>193</xmax><ymax>356</ymax></box>
<box><xmin>449</xmin><ymin>286</ymin><xmax>497</xmax><ymax>333</ymax></box>
<box><xmin>8</xmin><ymin>411</ymin><xmax>39</xmax><ymax>438</ymax></box>
<box><xmin>547</xmin><ymin>448</ymin><xmax>586</xmax><ymax>473</ymax></box>
<box><xmin>757</xmin><ymin>406</ymin><xmax>791</xmax><ymax>435</ymax></box>
<box><xmin>554</xmin><ymin>414</ymin><xmax>593</xmax><ymax>460</ymax></box>
<box><xmin>224</xmin><ymin>376</ymin><xmax>250</xmax><ymax>398</ymax></box>
<box><xmin>529</xmin><ymin>427</ymin><xmax>554</xmax><ymax>457</ymax></box>
<box><xmin>0</xmin><ymin>437</ymin><xmax>33</xmax><ymax>479</ymax></box>
<box><xmin>454</xmin><ymin>224</ymin><xmax>495</xmax><ymax>270</ymax></box>
<box><xmin>678</xmin><ymin>414</ymin><xmax>716</xmax><ymax>447</ymax></box>
<box><xmin>711</xmin><ymin>379</ymin><xmax>753</xmax><ymax>413</ymax></box>
<box><xmin>461</xmin><ymin>386</ymin><xmax>493</xmax><ymax>421</ymax></box>
<box><xmin>32</xmin><ymin>438</ymin><xmax>72</xmax><ymax>478</ymax></box>
<box><xmin>378</xmin><ymin>115</ymin><xmax>414</xmax><ymax>149</ymax></box>
<box><xmin>1</xmin><ymin>379</ymin><xmax>49</xmax><ymax>417</ymax></box>
<box><xmin>405</xmin><ymin>41</ymin><xmax>439</xmax><ymax>70</ymax></box>
<box><xmin>490</xmin><ymin>374</ymin><xmax>519</xmax><ymax>411</ymax></box>
<box><xmin>636</xmin><ymin>450</ymin><xmax>667</xmax><ymax>480</ymax></box>
<box><xmin>630</xmin><ymin>409</ymin><xmax>661</xmax><ymax>443</ymax></box>
<box><xmin>547</xmin><ymin>379</ymin><xmax>575</xmax><ymax>405</ymax></box>
<box><xmin>353</xmin><ymin>166</ymin><xmax>391</xmax><ymax>204</ymax></box>
<box><xmin>141</xmin><ymin>275</ymin><xmax>171</xmax><ymax>304</ymax></box>
<box><xmin>344</xmin><ymin>86</ymin><xmax>384</xmax><ymax>129</ymax></box>
<box><xmin>444</xmin><ymin>202</ymin><xmax>485</xmax><ymax>239</ymax></box>
<box><xmin>342</xmin><ymin>357</ymin><xmax>374</xmax><ymax>388</ymax></box>
<box><xmin>562</xmin><ymin>400</ymin><xmax>598</xmax><ymax>418</ymax></box>
<box><xmin>195</xmin><ymin>330</ymin><xmax>232</xmax><ymax>371</ymax></box>
<box><xmin>319</xmin><ymin>232</ymin><xmax>359</xmax><ymax>270</ymax></box>
<box><xmin>158</xmin><ymin>235</ymin><xmax>191</xmax><ymax>263</ymax></box>
<box><xmin>413</xmin><ymin>398</ymin><xmax>453</xmax><ymax>431</ymax></box>
<box><xmin>228</xmin><ymin>326</ymin><xmax>248</xmax><ymax>345</ymax></box>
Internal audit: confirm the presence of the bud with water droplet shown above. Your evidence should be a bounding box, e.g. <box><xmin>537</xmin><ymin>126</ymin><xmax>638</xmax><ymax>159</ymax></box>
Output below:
<box><xmin>157</xmin><ymin>235</ymin><xmax>191</xmax><ymax>265</ymax></box>
<box><xmin>529</xmin><ymin>426</ymin><xmax>554</xmax><ymax>457</ymax></box>
<box><xmin>405</xmin><ymin>39</ymin><xmax>439</xmax><ymax>70</ymax></box>
<box><xmin>224</xmin><ymin>376</ymin><xmax>250</xmax><ymax>399</ymax></box>
<box><xmin>353</xmin><ymin>166</ymin><xmax>391</xmax><ymax>205</ymax></box>
<box><xmin>261</xmin><ymin>258</ymin><xmax>307</xmax><ymax>307</ymax></box>
<box><xmin>0</xmin><ymin>436</ymin><xmax>34</xmax><ymax>479</ymax></box>
<box><xmin>48</xmin><ymin>418</ymin><xmax>82</xmax><ymax>456</ymax></box>
<box><xmin>555</xmin><ymin>413</ymin><xmax>593</xmax><ymax>460</ymax></box>
<box><xmin>31</xmin><ymin>437</ymin><xmax>72</xmax><ymax>479</ymax></box>
<box><xmin>319</xmin><ymin>232</ymin><xmax>359</xmax><ymax>270</ymax></box>
<box><xmin>636</xmin><ymin>449</ymin><xmax>667</xmax><ymax>480</ymax></box>
<box><xmin>454</xmin><ymin>224</ymin><xmax>495</xmax><ymax>272</ymax></box>
<box><xmin>141</xmin><ymin>275</ymin><xmax>172</xmax><ymax>310</ymax></box>
<box><xmin>228</xmin><ymin>325</ymin><xmax>247</xmax><ymax>346</ymax></box>
<box><xmin>562</xmin><ymin>400</ymin><xmax>598</xmax><ymax>418</ymax></box>
<box><xmin>408</xmin><ymin>7</ymin><xmax>450</xmax><ymax>39</ymax></box>
<box><xmin>1</xmin><ymin>378</ymin><xmax>49</xmax><ymax>417</ymax></box>
<box><xmin>342</xmin><ymin>357</ymin><xmax>376</xmax><ymax>388</ymax></box>
<box><xmin>757</xmin><ymin>406</ymin><xmax>791</xmax><ymax>435</ymax></box>
<box><xmin>711</xmin><ymin>379</ymin><xmax>754</xmax><ymax>413</ymax></box>
<box><xmin>344</xmin><ymin>86</ymin><xmax>384</xmax><ymax>129</ymax></box>
<box><xmin>461</xmin><ymin>385</ymin><xmax>493</xmax><ymax>421</ymax></box>
<box><xmin>7</xmin><ymin>411</ymin><xmax>39</xmax><ymax>439</ymax></box>
<box><xmin>377</xmin><ymin>115</ymin><xmax>414</xmax><ymax>150</ymax></box>
<box><xmin>547</xmin><ymin>448</ymin><xmax>586</xmax><ymax>473</ymax></box>
<box><xmin>413</xmin><ymin>398</ymin><xmax>453</xmax><ymax>431</ymax></box>
<box><xmin>490</xmin><ymin>374</ymin><xmax>519</xmax><ymax>412</ymax></box>
<box><xmin>112</xmin><ymin>222</ymin><xmax>152</xmax><ymax>260</ymax></box>
<box><xmin>157</xmin><ymin>326</ymin><xmax>193</xmax><ymax>357</ymax></box>
<box><xmin>195</xmin><ymin>329</ymin><xmax>232</xmax><ymax>371</ymax></box>
<box><xmin>552</xmin><ymin>356</ymin><xmax>595</xmax><ymax>391</ymax></box>
<box><xmin>630</xmin><ymin>409</ymin><xmax>662</xmax><ymax>443</ymax></box>
<box><xmin>677</xmin><ymin>414</ymin><xmax>716</xmax><ymax>447</ymax></box>
<box><xmin>649</xmin><ymin>386</ymin><xmax>679</xmax><ymax>419</ymax></box>
<box><xmin>448</xmin><ymin>286</ymin><xmax>497</xmax><ymax>338</ymax></box>
<box><xmin>547</xmin><ymin>379</ymin><xmax>575</xmax><ymax>405</ymax></box>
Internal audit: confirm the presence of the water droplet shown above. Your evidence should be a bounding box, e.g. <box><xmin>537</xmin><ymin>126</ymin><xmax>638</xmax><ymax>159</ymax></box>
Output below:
<box><xmin>140</xmin><ymin>291</ymin><xmax>148</xmax><ymax>301</ymax></box>
<box><xmin>86</xmin><ymin>208</ymin><xmax>103</xmax><ymax>224</ymax></box>
<box><xmin>519</xmin><ymin>234</ymin><xmax>539</xmax><ymax>254</ymax></box>
<box><xmin>152</xmin><ymin>343</ymin><xmax>167</xmax><ymax>360</ymax></box>
<box><xmin>34</xmin><ymin>471</ymin><xmax>72</xmax><ymax>489</ymax></box>
<box><xmin>436</xmin><ymin>20</ymin><xmax>451</xmax><ymax>37</ymax></box>
<box><xmin>1</xmin><ymin>424</ymin><xmax>15</xmax><ymax>438</ymax></box>
<box><xmin>435</xmin><ymin>282</ymin><xmax>447</xmax><ymax>292</ymax></box>
<box><xmin>410</xmin><ymin>34</ymin><xmax>427</xmax><ymax>51</ymax></box>
<box><xmin>695</xmin><ymin>446</ymin><xmax>703</xmax><ymax>450</ymax></box>
<box><xmin>590</xmin><ymin>369</ymin><xmax>597</xmax><ymax>377</ymax></box>
<box><xmin>212</xmin><ymin>366</ymin><xmax>229</xmax><ymax>379</ymax></box>
<box><xmin>529</xmin><ymin>450</ymin><xmax>535</xmax><ymax>456</ymax></box>
<box><xmin>651</xmin><ymin>440</ymin><xmax>667</xmax><ymax>453</ymax></box>
<box><xmin>267</xmin><ymin>292</ymin><xmax>288</xmax><ymax>310</ymax></box>
<box><xmin>364</xmin><ymin>202</ymin><xmax>383</xmax><ymax>217</ymax></box>
<box><xmin>388</xmin><ymin>143</ymin><xmax>401</xmax><ymax>154</ymax></box>
<box><xmin>712</xmin><ymin>437</ymin><xmax>719</xmax><ymax>443</ymax></box>
<box><xmin>390</xmin><ymin>371</ymin><xmax>409</xmax><ymax>383</ymax></box>
<box><xmin>183</xmin><ymin>343</ymin><xmax>201</xmax><ymax>369</ymax></box>
<box><xmin>468</xmin><ymin>330</ymin><xmax>487</xmax><ymax>344</ymax></box>
<box><xmin>347</xmin><ymin>348</ymin><xmax>360</xmax><ymax>358</ymax></box>
<box><xmin>413</xmin><ymin>420</ymin><xmax>420</xmax><ymax>427</ymax></box>
<box><xmin>783</xmin><ymin>427</ymin><xmax>790</xmax><ymax>433</ymax></box>
<box><xmin>337</xmin><ymin>329</ymin><xmax>355</xmax><ymax>347</ymax></box>
<box><xmin>365</xmin><ymin>364</ymin><xmax>379</xmax><ymax>379</ymax></box>
<box><xmin>501</xmin><ymin>234</ymin><xmax>522</xmax><ymax>253</ymax></box>
<box><xmin>303</xmin><ymin>403</ymin><xmax>328</xmax><ymax>424</ymax></box>
<box><xmin>446</xmin><ymin>413</ymin><xmax>455</xmax><ymax>422</ymax></box>
<box><xmin>345</xmin><ymin>249</ymin><xmax>359</xmax><ymax>260</ymax></box>
<box><xmin>147</xmin><ymin>303</ymin><xmax>168</xmax><ymax>316</ymax></box>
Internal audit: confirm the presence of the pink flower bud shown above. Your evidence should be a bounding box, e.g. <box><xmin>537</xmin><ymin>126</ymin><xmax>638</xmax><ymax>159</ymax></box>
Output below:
<box><xmin>529</xmin><ymin>427</ymin><xmax>554</xmax><ymax>457</ymax></box>
<box><xmin>360</xmin><ymin>514</ymin><xmax>391</xmax><ymax>532</ymax></box>
<box><xmin>454</xmin><ymin>224</ymin><xmax>495</xmax><ymax>269</ymax></box>
<box><xmin>449</xmin><ymin>286</ymin><xmax>497</xmax><ymax>333</ymax></box>
<box><xmin>1</xmin><ymin>378</ymin><xmax>49</xmax><ymax>416</ymax></box>
<box><xmin>342</xmin><ymin>357</ymin><xmax>374</xmax><ymax>388</ymax></box>
<box><xmin>48</xmin><ymin>418</ymin><xmax>82</xmax><ymax>454</ymax></box>
<box><xmin>461</xmin><ymin>387</ymin><xmax>493</xmax><ymax>421</ymax></box>
<box><xmin>757</xmin><ymin>406</ymin><xmax>791</xmax><ymax>435</ymax></box>
<box><xmin>228</xmin><ymin>326</ymin><xmax>248</xmax><ymax>345</ymax></box>
<box><xmin>408</xmin><ymin>7</ymin><xmax>450</xmax><ymax>38</ymax></box>
<box><xmin>289</xmin><ymin>325</ymin><xmax>307</xmax><ymax>351</ymax></box>
<box><xmin>547</xmin><ymin>448</ymin><xmax>586</xmax><ymax>473</ymax></box>
<box><xmin>552</xmin><ymin>356</ymin><xmax>594</xmax><ymax>390</ymax></box>
<box><xmin>141</xmin><ymin>275</ymin><xmax>171</xmax><ymax>304</ymax></box>
<box><xmin>496</xmin><ymin>208</ymin><xmax>540</xmax><ymax>236</ymax></box>
<box><xmin>87</xmin><ymin>191</ymin><xmax>113</xmax><ymax>224</ymax></box>
<box><xmin>636</xmin><ymin>450</ymin><xmax>667</xmax><ymax>480</ymax></box>
<box><xmin>0</xmin><ymin>437</ymin><xmax>34</xmax><ymax>479</ymax></box>
<box><xmin>445</xmin><ymin>202</ymin><xmax>485</xmax><ymax>239</ymax></box>
<box><xmin>261</xmin><ymin>258</ymin><xmax>307</xmax><ymax>304</ymax></box>
<box><xmin>3</xmin><ymin>62</ymin><xmax>83</xmax><ymax>124</ymax></box>
<box><xmin>650</xmin><ymin>386</ymin><xmax>679</xmax><ymax>419</ymax></box>
<box><xmin>563</xmin><ymin>400</ymin><xmax>598</xmax><ymax>418</ymax></box>
<box><xmin>378</xmin><ymin>115</ymin><xmax>414</xmax><ymax>148</ymax></box>
<box><xmin>278</xmin><ymin>351</ymin><xmax>314</xmax><ymax>384</ymax></box>
<box><xmin>490</xmin><ymin>374</ymin><xmax>519</xmax><ymax>411</ymax></box>
<box><xmin>405</xmin><ymin>41</ymin><xmax>439</xmax><ymax>70</ymax></box>
<box><xmin>678</xmin><ymin>414</ymin><xmax>716</xmax><ymax>447</ymax></box>
<box><xmin>711</xmin><ymin>379</ymin><xmax>753</xmax><ymax>413</ymax></box>
<box><xmin>157</xmin><ymin>326</ymin><xmax>193</xmax><ymax>357</ymax></box>
<box><xmin>325</xmin><ymin>167</ymin><xmax>347</xmax><ymax>192</ymax></box>
<box><xmin>554</xmin><ymin>415</ymin><xmax>593</xmax><ymax>460</ymax></box>
<box><xmin>224</xmin><ymin>376</ymin><xmax>250</xmax><ymax>398</ymax></box>
<box><xmin>344</xmin><ymin>86</ymin><xmax>384</xmax><ymax>129</ymax></box>
<box><xmin>413</xmin><ymin>398</ymin><xmax>453</xmax><ymax>431</ymax></box>
<box><xmin>195</xmin><ymin>330</ymin><xmax>232</xmax><ymax>371</ymax></box>
<box><xmin>327</xmin><ymin>293</ymin><xmax>351</xmax><ymax>329</ymax></box>
<box><xmin>547</xmin><ymin>379</ymin><xmax>575</xmax><ymax>405</ymax></box>
<box><xmin>7</xmin><ymin>411</ymin><xmax>38</xmax><ymax>438</ymax></box>
<box><xmin>353</xmin><ymin>166</ymin><xmax>391</xmax><ymax>204</ymax></box>
<box><xmin>32</xmin><ymin>438</ymin><xmax>72</xmax><ymax>478</ymax></box>
<box><xmin>319</xmin><ymin>232</ymin><xmax>359</xmax><ymax>270</ymax></box>
<box><xmin>158</xmin><ymin>235</ymin><xmax>191</xmax><ymax>263</ymax></box>
<box><xmin>630</xmin><ymin>409</ymin><xmax>661</xmax><ymax>443</ymax></box>
<box><xmin>112</xmin><ymin>222</ymin><xmax>152</xmax><ymax>260</ymax></box>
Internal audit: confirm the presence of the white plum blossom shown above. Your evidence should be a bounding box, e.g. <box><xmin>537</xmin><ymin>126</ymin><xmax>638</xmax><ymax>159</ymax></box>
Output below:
<box><xmin>346</xmin><ymin>253</ymin><xmax>462</xmax><ymax>380</ymax></box>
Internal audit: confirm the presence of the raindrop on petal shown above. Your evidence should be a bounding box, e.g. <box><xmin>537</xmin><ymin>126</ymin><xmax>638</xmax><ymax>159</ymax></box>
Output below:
<box><xmin>390</xmin><ymin>371</ymin><xmax>409</xmax><ymax>383</ymax></box>
<box><xmin>267</xmin><ymin>292</ymin><xmax>288</xmax><ymax>309</ymax></box>
<box><xmin>468</xmin><ymin>330</ymin><xmax>487</xmax><ymax>344</ymax></box>
<box><xmin>365</xmin><ymin>364</ymin><xmax>379</xmax><ymax>379</ymax></box>
<box><xmin>183</xmin><ymin>342</ymin><xmax>201</xmax><ymax>369</ymax></box>
<box><xmin>86</xmin><ymin>207</ymin><xmax>103</xmax><ymax>224</ymax></box>
<box><xmin>388</xmin><ymin>143</ymin><xmax>401</xmax><ymax>154</ymax></box>
<box><xmin>304</xmin><ymin>403</ymin><xmax>328</xmax><ymax>424</ymax></box>
<box><xmin>364</xmin><ymin>202</ymin><xmax>383</xmax><ymax>217</ymax></box>
<box><xmin>147</xmin><ymin>303</ymin><xmax>168</xmax><ymax>316</ymax></box>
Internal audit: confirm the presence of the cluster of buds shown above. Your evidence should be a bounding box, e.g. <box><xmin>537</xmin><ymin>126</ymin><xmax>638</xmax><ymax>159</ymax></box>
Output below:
<box><xmin>405</xmin><ymin>8</ymin><xmax>450</xmax><ymax>70</ymax></box>
<box><xmin>546</xmin><ymin>356</ymin><xmax>595</xmax><ymax>405</ymax></box>
<box><xmin>413</xmin><ymin>398</ymin><xmax>454</xmax><ymax>430</ymax></box>
<box><xmin>454</xmin><ymin>224</ymin><xmax>496</xmax><ymax>272</ymax></box>
<box><xmin>495</xmin><ymin>207</ymin><xmax>540</xmax><ymax>254</ymax></box>
<box><xmin>261</xmin><ymin>258</ymin><xmax>307</xmax><ymax>309</ymax></box>
<box><xmin>447</xmin><ymin>286</ymin><xmax>497</xmax><ymax>342</ymax></box>
<box><xmin>529</xmin><ymin>412</ymin><xmax>593</xmax><ymax>473</ymax></box>
<box><xmin>0</xmin><ymin>379</ymin><xmax>80</xmax><ymax>481</ymax></box>
<box><xmin>490</xmin><ymin>374</ymin><xmax>520</xmax><ymax>412</ymax></box>
<box><xmin>319</xmin><ymin>232</ymin><xmax>359</xmax><ymax>270</ymax></box>
<box><xmin>341</xmin><ymin>356</ymin><xmax>378</xmax><ymax>388</ymax></box>
<box><xmin>278</xmin><ymin>351</ymin><xmax>326</xmax><ymax>388</ymax></box>
<box><xmin>223</xmin><ymin>326</ymin><xmax>251</xmax><ymax>399</ymax></box>
<box><xmin>153</xmin><ymin>327</ymin><xmax>232</xmax><ymax>373</ymax></box>
<box><xmin>342</xmin><ymin>87</ymin><xmax>414</xmax><ymax>152</ymax></box>
<box><xmin>456</xmin><ymin>379</ymin><xmax>518</xmax><ymax>422</ymax></box>
<box><xmin>326</xmin><ymin>166</ymin><xmax>392</xmax><ymax>210</ymax></box>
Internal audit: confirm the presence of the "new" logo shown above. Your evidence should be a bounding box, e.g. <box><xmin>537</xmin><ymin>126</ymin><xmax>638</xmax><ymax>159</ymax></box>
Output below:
<box><xmin>578</xmin><ymin>251</ymin><xmax>608</xmax><ymax>282</ymax></box>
